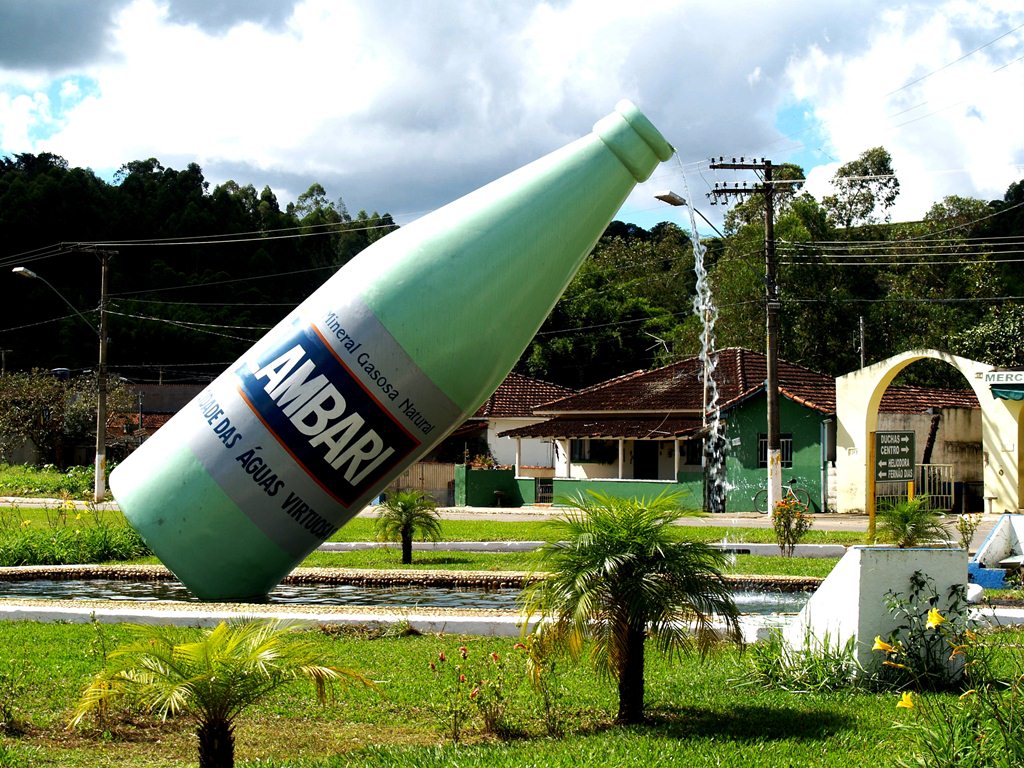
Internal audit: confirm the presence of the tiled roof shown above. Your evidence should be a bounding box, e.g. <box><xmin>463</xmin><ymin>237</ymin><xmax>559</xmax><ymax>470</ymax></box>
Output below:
<box><xmin>879</xmin><ymin>385</ymin><xmax>979</xmax><ymax>412</ymax></box>
<box><xmin>537</xmin><ymin>348</ymin><xmax>835</xmax><ymax>415</ymax></box>
<box><xmin>473</xmin><ymin>372</ymin><xmax>576</xmax><ymax>418</ymax></box>
<box><xmin>500</xmin><ymin>416</ymin><xmax>704</xmax><ymax>440</ymax></box>
<box><xmin>497</xmin><ymin>351</ymin><xmax>981</xmax><ymax>440</ymax></box>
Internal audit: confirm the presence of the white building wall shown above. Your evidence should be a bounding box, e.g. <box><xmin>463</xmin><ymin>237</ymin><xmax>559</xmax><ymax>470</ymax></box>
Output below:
<box><xmin>877</xmin><ymin>408</ymin><xmax>983</xmax><ymax>482</ymax></box>
<box><xmin>488</xmin><ymin>418</ymin><xmax>556</xmax><ymax>468</ymax></box>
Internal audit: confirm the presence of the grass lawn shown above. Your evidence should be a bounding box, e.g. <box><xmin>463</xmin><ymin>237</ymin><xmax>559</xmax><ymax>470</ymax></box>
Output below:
<box><xmin>295</xmin><ymin>549</ymin><xmax>840</xmax><ymax>580</ymax></box>
<box><xmin>0</xmin><ymin>620</ymin><xmax>952</xmax><ymax>767</ymax></box>
<box><xmin>326</xmin><ymin>517</ymin><xmax>866</xmax><ymax>547</ymax></box>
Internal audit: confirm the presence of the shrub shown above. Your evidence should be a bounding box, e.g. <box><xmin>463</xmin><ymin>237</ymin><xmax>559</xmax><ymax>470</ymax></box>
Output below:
<box><xmin>894</xmin><ymin>631</ymin><xmax>1024</xmax><ymax>768</ymax></box>
<box><xmin>428</xmin><ymin>642</ymin><xmax>527</xmax><ymax>741</ymax></box>
<box><xmin>745</xmin><ymin>628</ymin><xmax>858</xmax><ymax>692</ymax></box>
<box><xmin>771</xmin><ymin>496</ymin><xmax>813</xmax><ymax>557</ymax></box>
<box><xmin>0</xmin><ymin>524</ymin><xmax>149</xmax><ymax>566</ymax></box>
<box><xmin>876</xmin><ymin>496</ymin><xmax>949</xmax><ymax>548</ymax></box>
<box><xmin>869</xmin><ymin>572</ymin><xmax>981</xmax><ymax>692</ymax></box>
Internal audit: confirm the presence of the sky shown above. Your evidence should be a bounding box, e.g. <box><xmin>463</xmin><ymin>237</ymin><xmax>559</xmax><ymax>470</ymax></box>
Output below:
<box><xmin>1</xmin><ymin>0</ymin><xmax>1023</xmax><ymax>236</ymax></box>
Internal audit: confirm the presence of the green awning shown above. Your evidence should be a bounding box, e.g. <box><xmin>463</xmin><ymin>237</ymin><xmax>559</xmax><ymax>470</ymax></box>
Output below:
<box><xmin>991</xmin><ymin>386</ymin><xmax>1024</xmax><ymax>401</ymax></box>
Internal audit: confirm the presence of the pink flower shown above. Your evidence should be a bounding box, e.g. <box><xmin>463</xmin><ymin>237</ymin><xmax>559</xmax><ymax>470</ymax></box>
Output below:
<box><xmin>470</xmin><ymin>687</ymin><xmax>480</xmax><ymax>700</ymax></box>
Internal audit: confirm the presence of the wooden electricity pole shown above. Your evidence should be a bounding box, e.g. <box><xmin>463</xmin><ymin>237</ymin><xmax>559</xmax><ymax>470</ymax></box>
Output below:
<box><xmin>708</xmin><ymin>157</ymin><xmax>782</xmax><ymax>509</ymax></box>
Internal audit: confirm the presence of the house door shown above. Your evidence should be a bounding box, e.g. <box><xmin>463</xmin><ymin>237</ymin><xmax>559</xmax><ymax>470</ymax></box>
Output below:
<box><xmin>633</xmin><ymin>441</ymin><xmax>659</xmax><ymax>480</ymax></box>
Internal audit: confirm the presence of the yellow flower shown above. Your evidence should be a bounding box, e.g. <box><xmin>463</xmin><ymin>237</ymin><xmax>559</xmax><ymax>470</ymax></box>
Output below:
<box><xmin>896</xmin><ymin>692</ymin><xmax>914</xmax><ymax>709</ymax></box>
<box><xmin>872</xmin><ymin>636</ymin><xmax>896</xmax><ymax>653</ymax></box>
<box><xmin>20</xmin><ymin>519</ymin><xmax>31</xmax><ymax>527</ymax></box>
<box><xmin>965</xmin><ymin>629</ymin><xmax>978</xmax><ymax>642</ymax></box>
<box><xmin>883</xmin><ymin>660</ymin><xmax>908</xmax><ymax>670</ymax></box>
<box><xmin>948</xmin><ymin>644</ymin><xmax>967</xmax><ymax>659</ymax></box>
<box><xmin>959</xmin><ymin>689</ymin><xmax>976</xmax><ymax>701</ymax></box>
<box><xmin>926</xmin><ymin>608</ymin><xmax>946</xmax><ymax>630</ymax></box>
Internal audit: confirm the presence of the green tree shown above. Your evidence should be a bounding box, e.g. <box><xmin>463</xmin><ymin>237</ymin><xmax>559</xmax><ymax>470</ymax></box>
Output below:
<box><xmin>70</xmin><ymin>619</ymin><xmax>365</xmax><ymax>768</ymax></box>
<box><xmin>374</xmin><ymin>489</ymin><xmax>442</xmax><ymax>564</ymax></box>
<box><xmin>0</xmin><ymin>371</ymin><xmax>134</xmax><ymax>468</ymax></box>
<box><xmin>951</xmin><ymin>304</ymin><xmax>1024</xmax><ymax>367</ymax></box>
<box><xmin>521</xmin><ymin>222</ymin><xmax>696</xmax><ymax>387</ymax></box>
<box><xmin>822</xmin><ymin>146</ymin><xmax>900</xmax><ymax>228</ymax></box>
<box><xmin>521</xmin><ymin>491</ymin><xmax>740</xmax><ymax>724</ymax></box>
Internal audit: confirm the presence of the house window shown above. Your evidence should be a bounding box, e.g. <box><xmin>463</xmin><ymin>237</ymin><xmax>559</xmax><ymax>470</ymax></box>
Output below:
<box><xmin>683</xmin><ymin>439</ymin><xmax>703</xmax><ymax>466</ymax></box>
<box><xmin>570</xmin><ymin>438</ymin><xmax>592</xmax><ymax>462</ymax></box>
<box><xmin>570</xmin><ymin>438</ymin><xmax>616</xmax><ymax>463</ymax></box>
<box><xmin>757</xmin><ymin>433</ymin><xmax>793</xmax><ymax>468</ymax></box>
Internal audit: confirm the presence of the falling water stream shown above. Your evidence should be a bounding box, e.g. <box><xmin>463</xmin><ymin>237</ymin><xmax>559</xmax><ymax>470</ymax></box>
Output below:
<box><xmin>677</xmin><ymin>162</ymin><xmax>727</xmax><ymax>513</ymax></box>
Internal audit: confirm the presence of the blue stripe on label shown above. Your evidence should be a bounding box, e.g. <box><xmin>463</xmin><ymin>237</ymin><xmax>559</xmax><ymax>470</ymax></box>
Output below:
<box><xmin>236</xmin><ymin>324</ymin><xmax>418</xmax><ymax>507</ymax></box>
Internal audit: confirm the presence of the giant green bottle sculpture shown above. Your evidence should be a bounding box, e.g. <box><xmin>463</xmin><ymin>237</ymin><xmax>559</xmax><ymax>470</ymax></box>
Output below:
<box><xmin>110</xmin><ymin>100</ymin><xmax>673</xmax><ymax>600</ymax></box>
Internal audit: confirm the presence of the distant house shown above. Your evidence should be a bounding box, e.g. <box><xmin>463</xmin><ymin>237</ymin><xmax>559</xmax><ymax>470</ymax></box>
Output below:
<box><xmin>108</xmin><ymin>383</ymin><xmax>204</xmax><ymax>459</ymax></box>
<box><xmin>497</xmin><ymin>347</ymin><xmax>981</xmax><ymax>512</ymax></box>
<box><xmin>437</xmin><ymin>372</ymin><xmax>575</xmax><ymax>471</ymax></box>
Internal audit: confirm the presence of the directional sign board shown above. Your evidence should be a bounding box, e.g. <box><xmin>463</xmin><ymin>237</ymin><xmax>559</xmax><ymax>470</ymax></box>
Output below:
<box><xmin>874</xmin><ymin>430</ymin><xmax>916</xmax><ymax>482</ymax></box>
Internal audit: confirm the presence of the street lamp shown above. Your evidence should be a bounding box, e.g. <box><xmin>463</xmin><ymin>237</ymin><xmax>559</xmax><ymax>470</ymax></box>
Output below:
<box><xmin>13</xmin><ymin>257</ymin><xmax>110</xmax><ymax>503</ymax></box>
<box><xmin>654</xmin><ymin>191</ymin><xmax>725</xmax><ymax>238</ymax></box>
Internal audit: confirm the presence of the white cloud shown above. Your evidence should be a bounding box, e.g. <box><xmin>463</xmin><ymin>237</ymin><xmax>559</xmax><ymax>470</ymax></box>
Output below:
<box><xmin>0</xmin><ymin>0</ymin><xmax>1020</xmax><ymax>230</ymax></box>
<box><xmin>786</xmin><ymin>1</ymin><xmax>1024</xmax><ymax>220</ymax></box>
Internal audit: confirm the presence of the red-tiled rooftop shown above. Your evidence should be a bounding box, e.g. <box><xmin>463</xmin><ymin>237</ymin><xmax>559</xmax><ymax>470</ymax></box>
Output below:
<box><xmin>473</xmin><ymin>372</ymin><xmax>575</xmax><ymax>418</ymax></box>
<box><xmin>498</xmin><ymin>348</ymin><xmax>980</xmax><ymax>440</ymax></box>
<box><xmin>879</xmin><ymin>385</ymin><xmax>979</xmax><ymax>412</ymax></box>
<box><xmin>537</xmin><ymin>348</ymin><xmax>835</xmax><ymax>415</ymax></box>
<box><xmin>501</xmin><ymin>416</ymin><xmax>704</xmax><ymax>440</ymax></box>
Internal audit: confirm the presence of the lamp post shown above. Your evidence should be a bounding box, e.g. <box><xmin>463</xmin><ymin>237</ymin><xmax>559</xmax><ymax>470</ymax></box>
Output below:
<box><xmin>13</xmin><ymin>254</ymin><xmax>110</xmax><ymax>503</ymax></box>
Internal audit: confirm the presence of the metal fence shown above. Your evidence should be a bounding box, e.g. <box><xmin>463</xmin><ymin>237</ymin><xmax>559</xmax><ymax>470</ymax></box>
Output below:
<box><xmin>875</xmin><ymin>463</ymin><xmax>955</xmax><ymax>512</ymax></box>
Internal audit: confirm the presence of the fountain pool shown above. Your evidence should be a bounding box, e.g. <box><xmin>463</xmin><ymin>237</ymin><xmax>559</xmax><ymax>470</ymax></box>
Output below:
<box><xmin>0</xmin><ymin>578</ymin><xmax>811</xmax><ymax>615</ymax></box>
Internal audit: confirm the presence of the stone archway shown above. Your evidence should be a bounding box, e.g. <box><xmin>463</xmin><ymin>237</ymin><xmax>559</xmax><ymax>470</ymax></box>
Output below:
<box><xmin>835</xmin><ymin>349</ymin><xmax>1023</xmax><ymax>514</ymax></box>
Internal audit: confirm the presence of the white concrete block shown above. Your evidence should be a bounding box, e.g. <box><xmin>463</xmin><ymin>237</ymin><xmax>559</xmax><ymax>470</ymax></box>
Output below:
<box><xmin>783</xmin><ymin>546</ymin><xmax>967</xmax><ymax>671</ymax></box>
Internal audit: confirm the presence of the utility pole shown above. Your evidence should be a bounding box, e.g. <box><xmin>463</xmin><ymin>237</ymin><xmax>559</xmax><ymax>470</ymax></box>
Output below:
<box><xmin>708</xmin><ymin>157</ymin><xmax>782</xmax><ymax>510</ymax></box>
<box><xmin>13</xmin><ymin>246</ymin><xmax>114</xmax><ymax>503</ymax></box>
<box><xmin>94</xmin><ymin>248</ymin><xmax>110</xmax><ymax>503</ymax></box>
<box><xmin>0</xmin><ymin>349</ymin><xmax>9</xmax><ymax>374</ymax></box>
<box><xmin>858</xmin><ymin>315</ymin><xmax>866</xmax><ymax>368</ymax></box>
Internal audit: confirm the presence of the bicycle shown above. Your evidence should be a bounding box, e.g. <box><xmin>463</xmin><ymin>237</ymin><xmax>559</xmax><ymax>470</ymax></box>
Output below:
<box><xmin>753</xmin><ymin>478</ymin><xmax>811</xmax><ymax>514</ymax></box>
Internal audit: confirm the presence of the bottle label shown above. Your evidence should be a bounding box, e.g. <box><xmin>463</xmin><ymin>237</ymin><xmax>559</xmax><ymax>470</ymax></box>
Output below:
<box><xmin>181</xmin><ymin>297</ymin><xmax>462</xmax><ymax>557</ymax></box>
<box><xmin>236</xmin><ymin>321</ymin><xmax>418</xmax><ymax>505</ymax></box>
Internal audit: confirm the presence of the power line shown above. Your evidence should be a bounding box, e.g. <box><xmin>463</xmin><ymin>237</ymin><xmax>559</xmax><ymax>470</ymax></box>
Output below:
<box><xmin>884</xmin><ymin>21</ymin><xmax>1024</xmax><ymax>96</ymax></box>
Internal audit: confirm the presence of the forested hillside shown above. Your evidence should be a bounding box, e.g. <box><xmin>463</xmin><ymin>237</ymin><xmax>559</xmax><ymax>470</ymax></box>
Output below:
<box><xmin>0</xmin><ymin>153</ymin><xmax>394</xmax><ymax>380</ymax></box>
<box><xmin>2</xmin><ymin>151</ymin><xmax>1022</xmax><ymax>389</ymax></box>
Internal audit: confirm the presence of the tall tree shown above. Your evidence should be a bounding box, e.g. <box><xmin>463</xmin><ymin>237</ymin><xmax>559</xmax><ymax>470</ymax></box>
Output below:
<box><xmin>822</xmin><ymin>147</ymin><xmax>900</xmax><ymax>228</ymax></box>
<box><xmin>521</xmin><ymin>222</ymin><xmax>696</xmax><ymax>387</ymax></box>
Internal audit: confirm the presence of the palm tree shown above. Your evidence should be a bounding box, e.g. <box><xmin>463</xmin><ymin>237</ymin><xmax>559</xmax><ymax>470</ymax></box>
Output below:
<box><xmin>521</xmin><ymin>491</ymin><xmax>740</xmax><ymax>725</ymax></box>
<box><xmin>876</xmin><ymin>496</ymin><xmax>950</xmax><ymax>548</ymax></box>
<box><xmin>373</xmin><ymin>489</ymin><xmax>442</xmax><ymax>564</ymax></box>
<box><xmin>70</xmin><ymin>619</ymin><xmax>366</xmax><ymax>768</ymax></box>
